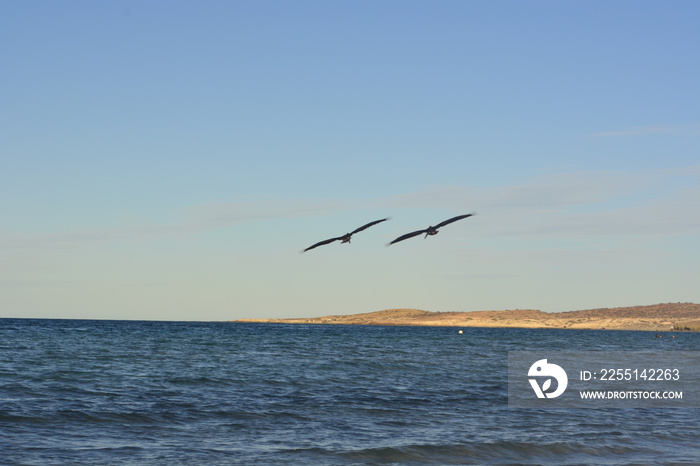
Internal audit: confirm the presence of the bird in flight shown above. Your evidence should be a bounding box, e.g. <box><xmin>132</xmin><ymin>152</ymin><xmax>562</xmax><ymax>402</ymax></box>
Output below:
<box><xmin>388</xmin><ymin>213</ymin><xmax>475</xmax><ymax>245</ymax></box>
<box><xmin>303</xmin><ymin>218</ymin><xmax>389</xmax><ymax>252</ymax></box>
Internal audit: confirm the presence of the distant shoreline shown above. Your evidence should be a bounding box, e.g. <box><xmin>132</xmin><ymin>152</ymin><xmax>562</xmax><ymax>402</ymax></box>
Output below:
<box><xmin>236</xmin><ymin>303</ymin><xmax>700</xmax><ymax>332</ymax></box>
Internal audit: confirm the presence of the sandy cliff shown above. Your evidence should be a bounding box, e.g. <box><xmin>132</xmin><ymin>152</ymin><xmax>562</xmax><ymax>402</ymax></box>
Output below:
<box><xmin>236</xmin><ymin>303</ymin><xmax>700</xmax><ymax>331</ymax></box>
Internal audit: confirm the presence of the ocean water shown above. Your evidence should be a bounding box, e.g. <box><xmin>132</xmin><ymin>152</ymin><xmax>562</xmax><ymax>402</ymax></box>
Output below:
<box><xmin>1</xmin><ymin>319</ymin><xmax>699</xmax><ymax>465</ymax></box>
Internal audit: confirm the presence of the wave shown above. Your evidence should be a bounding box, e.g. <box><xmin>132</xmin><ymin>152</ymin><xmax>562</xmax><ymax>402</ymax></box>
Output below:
<box><xmin>335</xmin><ymin>441</ymin><xmax>660</xmax><ymax>464</ymax></box>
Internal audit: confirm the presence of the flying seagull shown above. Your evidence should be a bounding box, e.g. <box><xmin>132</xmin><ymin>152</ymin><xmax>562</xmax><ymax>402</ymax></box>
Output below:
<box><xmin>303</xmin><ymin>218</ymin><xmax>389</xmax><ymax>252</ymax></box>
<box><xmin>388</xmin><ymin>213</ymin><xmax>475</xmax><ymax>245</ymax></box>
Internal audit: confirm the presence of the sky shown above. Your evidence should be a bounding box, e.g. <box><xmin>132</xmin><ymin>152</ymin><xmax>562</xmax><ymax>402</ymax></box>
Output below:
<box><xmin>2</xmin><ymin>1</ymin><xmax>699</xmax><ymax>321</ymax></box>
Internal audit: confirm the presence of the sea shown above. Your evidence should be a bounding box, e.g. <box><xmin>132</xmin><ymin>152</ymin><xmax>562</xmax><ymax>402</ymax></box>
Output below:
<box><xmin>1</xmin><ymin>318</ymin><xmax>699</xmax><ymax>465</ymax></box>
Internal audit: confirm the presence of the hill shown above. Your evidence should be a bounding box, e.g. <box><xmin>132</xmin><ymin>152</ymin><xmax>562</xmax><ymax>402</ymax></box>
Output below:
<box><xmin>236</xmin><ymin>303</ymin><xmax>700</xmax><ymax>331</ymax></box>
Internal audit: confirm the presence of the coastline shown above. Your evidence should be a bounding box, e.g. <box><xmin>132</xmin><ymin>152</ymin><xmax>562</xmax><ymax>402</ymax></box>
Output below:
<box><xmin>235</xmin><ymin>303</ymin><xmax>700</xmax><ymax>332</ymax></box>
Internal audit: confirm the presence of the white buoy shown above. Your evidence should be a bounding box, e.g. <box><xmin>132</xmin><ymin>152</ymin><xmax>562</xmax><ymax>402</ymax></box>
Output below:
<box><xmin>458</xmin><ymin>330</ymin><xmax>464</xmax><ymax>334</ymax></box>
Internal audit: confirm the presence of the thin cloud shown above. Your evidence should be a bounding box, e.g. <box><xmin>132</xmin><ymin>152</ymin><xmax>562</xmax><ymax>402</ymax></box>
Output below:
<box><xmin>381</xmin><ymin>170</ymin><xmax>656</xmax><ymax>212</ymax></box>
<box><xmin>1</xmin><ymin>198</ymin><xmax>352</xmax><ymax>251</ymax></box>
<box><xmin>188</xmin><ymin>198</ymin><xmax>352</xmax><ymax>230</ymax></box>
<box><xmin>592</xmin><ymin>124</ymin><xmax>700</xmax><ymax>138</ymax></box>
<box><xmin>4</xmin><ymin>167</ymin><xmax>699</xmax><ymax>253</ymax></box>
<box><xmin>380</xmin><ymin>166</ymin><xmax>700</xmax><ymax>238</ymax></box>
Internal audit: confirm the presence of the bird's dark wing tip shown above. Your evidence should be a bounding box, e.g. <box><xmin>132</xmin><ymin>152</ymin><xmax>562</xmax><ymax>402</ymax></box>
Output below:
<box><xmin>435</xmin><ymin>213</ymin><xmax>476</xmax><ymax>228</ymax></box>
<box><xmin>302</xmin><ymin>236</ymin><xmax>343</xmax><ymax>252</ymax></box>
<box><xmin>388</xmin><ymin>229</ymin><xmax>425</xmax><ymax>245</ymax></box>
<box><xmin>350</xmin><ymin>217</ymin><xmax>391</xmax><ymax>235</ymax></box>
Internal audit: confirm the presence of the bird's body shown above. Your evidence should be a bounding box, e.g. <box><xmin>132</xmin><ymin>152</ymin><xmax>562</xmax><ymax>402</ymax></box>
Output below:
<box><xmin>303</xmin><ymin>218</ymin><xmax>388</xmax><ymax>252</ymax></box>
<box><xmin>388</xmin><ymin>213</ymin><xmax>474</xmax><ymax>245</ymax></box>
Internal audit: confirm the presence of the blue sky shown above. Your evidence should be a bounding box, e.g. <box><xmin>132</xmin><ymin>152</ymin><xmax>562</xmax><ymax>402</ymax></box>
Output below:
<box><xmin>2</xmin><ymin>1</ymin><xmax>699</xmax><ymax>321</ymax></box>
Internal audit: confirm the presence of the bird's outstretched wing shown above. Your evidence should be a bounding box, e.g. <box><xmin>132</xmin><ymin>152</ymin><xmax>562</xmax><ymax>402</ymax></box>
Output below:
<box><xmin>303</xmin><ymin>236</ymin><xmax>343</xmax><ymax>252</ymax></box>
<box><xmin>350</xmin><ymin>218</ymin><xmax>389</xmax><ymax>235</ymax></box>
<box><xmin>388</xmin><ymin>229</ymin><xmax>427</xmax><ymax>245</ymax></box>
<box><xmin>435</xmin><ymin>213</ymin><xmax>475</xmax><ymax>229</ymax></box>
